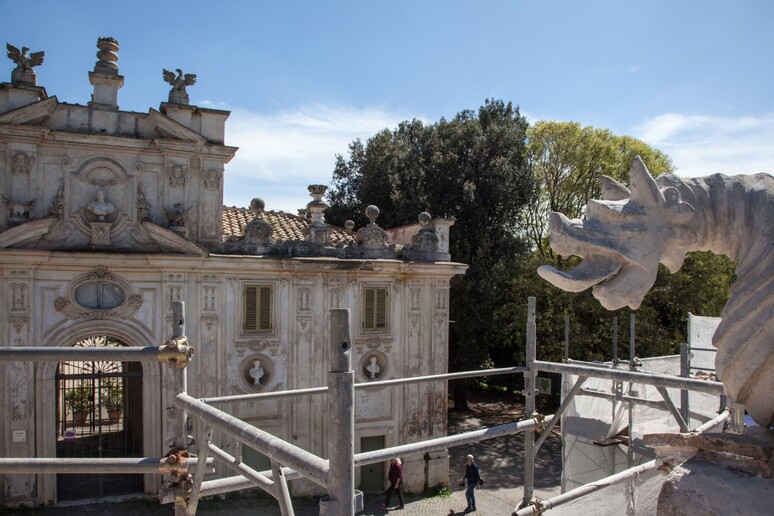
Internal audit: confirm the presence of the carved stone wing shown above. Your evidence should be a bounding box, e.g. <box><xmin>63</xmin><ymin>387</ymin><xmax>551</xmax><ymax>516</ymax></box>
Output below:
<box><xmin>162</xmin><ymin>68</ymin><xmax>176</xmax><ymax>86</ymax></box>
<box><xmin>28</xmin><ymin>51</ymin><xmax>44</xmax><ymax>67</ymax></box>
<box><xmin>6</xmin><ymin>43</ymin><xmax>22</xmax><ymax>64</ymax></box>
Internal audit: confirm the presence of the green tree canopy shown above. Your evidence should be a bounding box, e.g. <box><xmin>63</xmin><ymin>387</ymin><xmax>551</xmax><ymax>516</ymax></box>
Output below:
<box><xmin>525</xmin><ymin>121</ymin><xmax>674</xmax><ymax>255</ymax></box>
<box><xmin>326</xmin><ymin>99</ymin><xmax>536</xmax><ymax>408</ymax></box>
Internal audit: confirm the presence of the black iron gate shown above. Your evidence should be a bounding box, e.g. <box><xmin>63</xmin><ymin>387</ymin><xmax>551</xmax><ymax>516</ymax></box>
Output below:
<box><xmin>55</xmin><ymin>336</ymin><xmax>143</xmax><ymax>501</ymax></box>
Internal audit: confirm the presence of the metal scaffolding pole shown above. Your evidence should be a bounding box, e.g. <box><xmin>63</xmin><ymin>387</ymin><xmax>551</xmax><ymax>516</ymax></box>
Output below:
<box><xmin>0</xmin><ymin>346</ymin><xmax>162</xmax><ymax>362</ymax></box>
<box><xmin>520</xmin><ymin>297</ymin><xmax>538</xmax><ymax>510</ymax></box>
<box><xmin>0</xmin><ymin>457</ymin><xmax>212</xmax><ymax>474</ymax></box>
<box><xmin>355</xmin><ymin>417</ymin><xmax>547</xmax><ymax>467</ymax></box>
<box><xmin>511</xmin><ymin>410</ymin><xmax>731</xmax><ymax>516</ymax></box>
<box><xmin>200</xmin><ymin>366</ymin><xmax>526</xmax><ymax>405</ymax></box>
<box><xmin>534</xmin><ymin>361</ymin><xmax>725</xmax><ymax>396</ymax></box>
<box><xmin>176</xmin><ymin>393</ymin><xmax>328</xmax><ymax>487</ymax></box>
<box><xmin>321</xmin><ymin>308</ymin><xmax>356</xmax><ymax>516</ymax></box>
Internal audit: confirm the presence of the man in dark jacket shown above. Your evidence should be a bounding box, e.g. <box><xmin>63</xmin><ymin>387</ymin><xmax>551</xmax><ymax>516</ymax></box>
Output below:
<box><xmin>461</xmin><ymin>454</ymin><xmax>481</xmax><ymax>512</ymax></box>
<box><xmin>381</xmin><ymin>457</ymin><xmax>404</xmax><ymax>509</ymax></box>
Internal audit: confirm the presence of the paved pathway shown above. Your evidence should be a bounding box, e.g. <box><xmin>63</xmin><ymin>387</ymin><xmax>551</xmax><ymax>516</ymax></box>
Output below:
<box><xmin>3</xmin><ymin>396</ymin><xmax>561</xmax><ymax>515</ymax></box>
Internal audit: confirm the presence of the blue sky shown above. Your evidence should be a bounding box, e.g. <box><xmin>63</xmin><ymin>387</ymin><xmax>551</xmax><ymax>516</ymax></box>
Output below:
<box><xmin>3</xmin><ymin>0</ymin><xmax>772</xmax><ymax>212</ymax></box>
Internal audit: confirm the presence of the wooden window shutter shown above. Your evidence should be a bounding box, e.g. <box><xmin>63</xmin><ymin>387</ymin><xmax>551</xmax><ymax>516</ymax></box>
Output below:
<box><xmin>244</xmin><ymin>286</ymin><xmax>258</xmax><ymax>332</ymax></box>
<box><xmin>364</xmin><ymin>288</ymin><xmax>376</xmax><ymax>330</ymax></box>
<box><xmin>364</xmin><ymin>287</ymin><xmax>388</xmax><ymax>331</ymax></box>
<box><xmin>258</xmin><ymin>285</ymin><xmax>272</xmax><ymax>331</ymax></box>
<box><xmin>244</xmin><ymin>285</ymin><xmax>273</xmax><ymax>333</ymax></box>
<box><xmin>375</xmin><ymin>288</ymin><xmax>387</xmax><ymax>329</ymax></box>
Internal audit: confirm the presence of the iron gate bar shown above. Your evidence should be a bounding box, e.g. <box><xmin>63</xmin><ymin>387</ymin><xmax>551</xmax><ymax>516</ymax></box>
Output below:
<box><xmin>512</xmin><ymin>409</ymin><xmax>731</xmax><ymax>516</ymax></box>
<box><xmin>0</xmin><ymin>346</ymin><xmax>162</xmax><ymax>362</ymax></box>
<box><xmin>534</xmin><ymin>360</ymin><xmax>726</xmax><ymax>395</ymax></box>
<box><xmin>354</xmin><ymin>416</ymin><xmax>549</xmax><ymax>467</ymax></box>
<box><xmin>0</xmin><ymin>457</ymin><xmax>213</xmax><ymax>474</ymax></box>
<box><xmin>175</xmin><ymin>392</ymin><xmax>329</xmax><ymax>487</ymax></box>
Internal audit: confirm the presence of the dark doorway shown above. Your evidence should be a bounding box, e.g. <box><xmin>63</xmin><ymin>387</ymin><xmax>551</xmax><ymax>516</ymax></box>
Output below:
<box><xmin>359</xmin><ymin>435</ymin><xmax>386</xmax><ymax>493</ymax></box>
<box><xmin>55</xmin><ymin>336</ymin><xmax>143</xmax><ymax>501</ymax></box>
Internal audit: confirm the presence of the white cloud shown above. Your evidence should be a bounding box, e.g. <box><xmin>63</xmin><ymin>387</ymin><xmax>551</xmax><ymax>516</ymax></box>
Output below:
<box><xmin>222</xmin><ymin>105</ymin><xmax>412</xmax><ymax>212</ymax></box>
<box><xmin>634</xmin><ymin>112</ymin><xmax>774</xmax><ymax>178</ymax></box>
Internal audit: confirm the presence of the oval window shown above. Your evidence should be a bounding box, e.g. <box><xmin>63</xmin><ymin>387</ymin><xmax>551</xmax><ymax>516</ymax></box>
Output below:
<box><xmin>74</xmin><ymin>282</ymin><xmax>125</xmax><ymax>310</ymax></box>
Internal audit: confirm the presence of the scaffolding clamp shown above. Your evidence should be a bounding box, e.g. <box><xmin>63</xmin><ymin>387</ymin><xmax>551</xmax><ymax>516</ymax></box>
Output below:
<box><xmin>159</xmin><ymin>448</ymin><xmax>193</xmax><ymax>506</ymax></box>
<box><xmin>531</xmin><ymin>411</ymin><xmax>548</xmax><ymax>432</ymax></box>
<box><xmin>157</xmin><ymin>336</ymin><xmax>195</xmax><ymax>368</ymax></box>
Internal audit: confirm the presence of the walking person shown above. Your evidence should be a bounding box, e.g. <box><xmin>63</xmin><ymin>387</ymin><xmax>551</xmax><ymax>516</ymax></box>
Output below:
<box><xmin>381</xmin><ymin>457</ymin><xmax>405</xmax><ymax>510</ymax></box>
<box><xmin>461</xmin><ymin>454</ymin><xmax>482</xmax><ymax>512</ymax></box>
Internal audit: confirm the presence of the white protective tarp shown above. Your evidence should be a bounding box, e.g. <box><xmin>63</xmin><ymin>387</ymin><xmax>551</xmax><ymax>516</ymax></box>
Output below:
<box><xmin>554</xmin><ymin>315</ymin><xmax>723</xmax><ymax>515</ymax></box>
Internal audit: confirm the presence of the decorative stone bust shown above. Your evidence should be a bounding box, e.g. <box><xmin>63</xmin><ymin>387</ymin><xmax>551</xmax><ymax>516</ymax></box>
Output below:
<box><xmin>248</xmin><ymin>359</ymin><xmax>265</xmax><ymax>386</ymax></box>
<box><xmin>86</xmin><ymin>190</ymin><xmax>116</xmax><ymax>221</ymax></box>
<box><xmin>366</xmin><ymin>356</ymin><xmax>381</xmax><ymax>379</ymax></box>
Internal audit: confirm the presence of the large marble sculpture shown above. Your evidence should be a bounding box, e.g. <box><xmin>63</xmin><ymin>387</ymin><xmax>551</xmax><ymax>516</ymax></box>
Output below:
<box><xmin>538</xmin><ymin>157</ymin><xmax>774</xmax><ymax>427</ymax></box>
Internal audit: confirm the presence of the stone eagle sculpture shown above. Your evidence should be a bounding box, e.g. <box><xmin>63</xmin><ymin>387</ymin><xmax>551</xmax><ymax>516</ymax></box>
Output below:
<box><xmin>538</xmin><ymin>157</ymin><xmax>774</xmax><ymax>427</ymax></box>
<box><xmin>163</xmin><ymin>68</ymin><xmax>197</xmax><ymax>92</ymax></box>
<box><xmin>6</xmin><ymin>43</ymin><xmax>45</xmax><ymax>71</ymax></box>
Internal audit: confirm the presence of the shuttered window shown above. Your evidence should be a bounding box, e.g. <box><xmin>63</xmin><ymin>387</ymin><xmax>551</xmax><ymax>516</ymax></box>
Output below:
<box><xmin>243</xmin><ymin>285</ymin><xmax>273</xmax><ymax>333</ymax></box>
<box><xmin>363</xmin><ymin>287</ymin><xmax>388</xmax><ymax>331</ymax></box>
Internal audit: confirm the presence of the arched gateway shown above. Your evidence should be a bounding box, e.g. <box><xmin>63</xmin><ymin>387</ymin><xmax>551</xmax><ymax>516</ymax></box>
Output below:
<box><xmin>55</xmin><ymin>336</ymin><xmax>143</xmax><ymax>500</ymax></box>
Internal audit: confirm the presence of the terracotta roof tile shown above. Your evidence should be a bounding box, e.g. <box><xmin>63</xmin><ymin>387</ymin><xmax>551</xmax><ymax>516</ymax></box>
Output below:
<box><xmin>222</xmin><ymin>206</ymin><xmax>355</xmax><ymax>245</ymax></box>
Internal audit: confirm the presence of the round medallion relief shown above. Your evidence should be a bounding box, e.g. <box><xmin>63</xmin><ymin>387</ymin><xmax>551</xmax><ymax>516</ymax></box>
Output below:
<box><xmin>240</xmin><ymin>354</ymin><xmax>273</xmax><ymax>391</ymax></box>
<box><xmin>361</xmin><ymin>351</ymin><xmax>388</xmax><ymax>381</ymax></box>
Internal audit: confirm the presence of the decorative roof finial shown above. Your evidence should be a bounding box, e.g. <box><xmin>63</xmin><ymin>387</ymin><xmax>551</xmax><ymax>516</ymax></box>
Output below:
<box><xmin>89</xmin><ymin>37</ymin><xmax>123</xmax><ymax>110</ymax></box>
<box><xmin>94</xmin><ymin>37</ymin><xmax>120</xmax><ymax>75</ymax></box>
<box><xmin>6</xmin><ymin>43</ymin><xmax>44</xmax><ymax>86</ymax></box>
<box><xmin>163</xmin><ymin>68</ymin><xmax>197</xmax><ymax>105</ymax></box>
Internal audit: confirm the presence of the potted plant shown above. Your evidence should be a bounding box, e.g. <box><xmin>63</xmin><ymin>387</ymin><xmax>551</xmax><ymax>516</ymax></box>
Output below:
<box><xmin>102</xmin><ymin>379</ymin><xmax>124</xmax><ymax>424</ymax></box>
<box><xmin>65</xmin><ymin>385</ymin><xmax>93</xmax><ymax>425</ymax></box>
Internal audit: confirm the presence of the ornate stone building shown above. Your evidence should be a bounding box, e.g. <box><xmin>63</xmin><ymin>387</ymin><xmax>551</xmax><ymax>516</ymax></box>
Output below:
<box><xmin>0</xmin><ymin>38</ymin><xmax>466</xmax><ymax>505</ymax></box>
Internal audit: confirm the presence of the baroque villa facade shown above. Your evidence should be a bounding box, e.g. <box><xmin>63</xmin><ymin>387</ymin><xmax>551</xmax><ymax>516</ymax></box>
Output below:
<box><xmin>0</xmin><ymin>38</ymin><xmax>466</xmax><ymax>506</ymax></box>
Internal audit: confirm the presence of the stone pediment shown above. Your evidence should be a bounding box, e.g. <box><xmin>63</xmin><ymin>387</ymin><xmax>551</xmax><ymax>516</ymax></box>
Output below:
<box><xmin>0</xmin><ymin>217</ymin><xmax>208</xmax><ymax>256</ymax></box>
<box><xmin>148</xmin><ymin>108</ymin><xmax>207</xmax><ymax>144</ymax></box>
<box><xmin>0</xmin><ymin>96</ymin><xmax>58</xmax><ymax>125</ymax></box>
<box><xmin>141</xmin><ymin>221</ymin><xmax>209</xmax><ymax>256</ymax></box>
<box><xmin>0</xmin><ymin>217</ymin><xmax>57</xmax><ymax>247</ymax></box>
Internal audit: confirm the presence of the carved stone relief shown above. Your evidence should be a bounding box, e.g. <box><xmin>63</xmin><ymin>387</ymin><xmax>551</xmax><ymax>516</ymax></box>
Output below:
<box><xmin>410</xmin><ymin>287</ymin><xmax>422</xmax><ymax>311</ymax></box>
<box><xmin>298</xmin><ymin>287</ymin><xmax>311</xmax><ymax>312</ymax></box>
<box><xmin>9</xmin><ymin>282</ymin><xmax>27</xmax><ymax>311</ymax></box>
<box><xmin>167</xmin><ymin>164</ymin><xmax>187</xmax><ymax>187</ymax></box>
<box><xmin>54</xmin><ymin>267</ymin><xmax>142</xmax><ymax>320</ymax></box>
<box><xmin>203</xmin><ymin>285</ymin><xmax>216</xmax><ymax>311</ymax></box>
<box><xmin>201</xmin><ymin>168</ymin><xmax>222</xmax><ymax>191</ymax></box>
<box><xmin>434</xmin><ymin>288</ymin><xmax>448</xmax><ymax>312</ymax></box>
<box><xmin>9</xmin><ymin>151</ymin><xmax>33</xmax><ymax>176</ymax></box>
<box><xmin>235</xmin><ymin>338</ymin><xmax>281</xmax><ymax>358</ymax></box>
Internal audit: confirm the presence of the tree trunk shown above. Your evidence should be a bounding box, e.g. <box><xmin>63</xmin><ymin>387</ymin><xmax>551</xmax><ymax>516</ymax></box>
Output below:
<box><xmin>452</xmin><ymin>380</ymin><xmax>468</xmax><ymax>411</ymax></box>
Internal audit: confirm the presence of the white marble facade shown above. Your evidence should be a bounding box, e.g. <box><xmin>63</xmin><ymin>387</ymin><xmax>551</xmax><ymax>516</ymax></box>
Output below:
<box><xmin>0</xmin><ymin>38</ymin><xmax>466</xmax><ymax>505</ymax></box>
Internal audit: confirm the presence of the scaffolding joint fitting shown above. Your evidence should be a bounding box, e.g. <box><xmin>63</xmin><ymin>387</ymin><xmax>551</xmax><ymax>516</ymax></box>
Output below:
<box><xmin>532</xmin><ymin>411</ymin><xmax>548</xmax><ymax>432</ymax></box>
<box><xmin>157</xmin><ymin>336</ymin><xmax>195</xmax><ymax>368</ymax></box>
<box><xmin>159</xmin><ymin>448</ymin><xmax>193</xmax><ymax>506</ymax></box>
<box><xmin>159</xmin><ymin>448</ymin><xmax>190</xmax><ymax>480</ymax></box>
